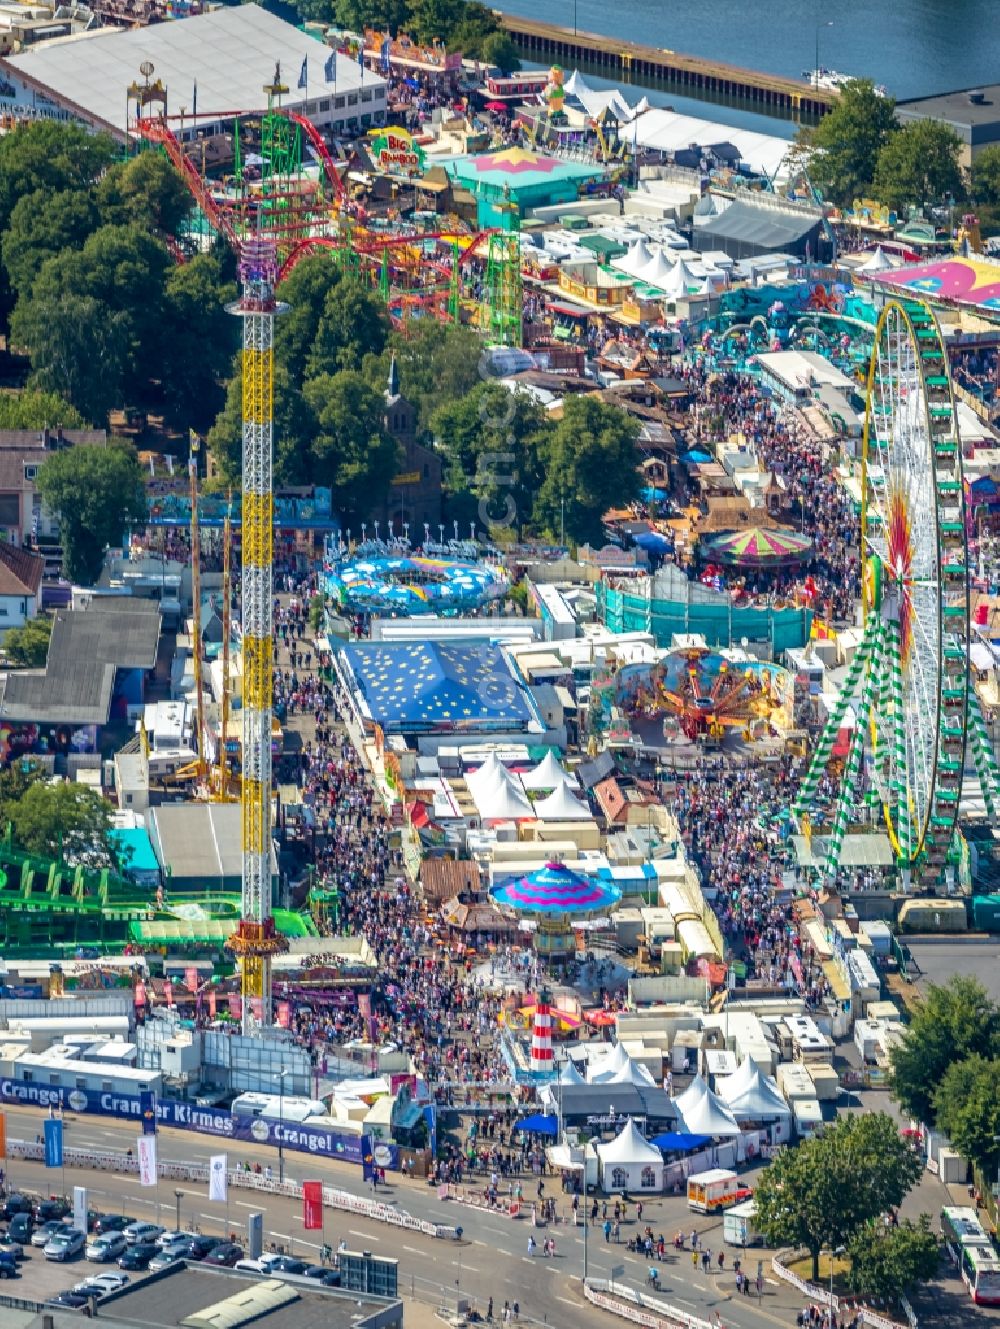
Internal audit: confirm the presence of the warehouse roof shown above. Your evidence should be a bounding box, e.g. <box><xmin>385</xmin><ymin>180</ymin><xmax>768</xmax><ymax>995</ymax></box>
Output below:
<box><xmin>2</xmin><ymin>5</ymin><xmax>386</xmax><ymax>137</ymax></box>
<box><xmin>693</xmin><ymin>199</ymin><xmax>820</xmax><ymax>251</ymax></box>
<box><xmin>0</xmin><ymin>598</ymin><xmax>160</xmax><ymax>724</ymax></box>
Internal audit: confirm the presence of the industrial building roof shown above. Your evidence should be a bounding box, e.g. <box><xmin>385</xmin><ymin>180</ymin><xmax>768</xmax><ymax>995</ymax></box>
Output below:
<box><xmin>0</xmin><ymin>598</ymin><xmax>160</xmax><ymax>724</ymax></box>
<box><xmin>2</xmin><ymin>5</ymin><xmax>385</xmax><ymax>137</ymax></box>
<box><xmin>0</xmin><ymin>542</ymin><xmax>43</xmax><ymax>598</ymax></box>
<box><xmin>693</xmin><ymin>199</ymin><xmax>821</xmax><ymax>253</ymax></box>
<box><xmin>147</xmin><ymin>802</ymin><xmax>278</xmax><ymax>885</ymax></box>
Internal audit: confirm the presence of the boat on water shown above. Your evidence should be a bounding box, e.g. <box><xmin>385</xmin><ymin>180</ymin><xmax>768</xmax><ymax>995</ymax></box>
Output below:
<box><xmin>802</xmin><ymin>67</ymin><xmax>887</xmax><ymax>95</ymax></box>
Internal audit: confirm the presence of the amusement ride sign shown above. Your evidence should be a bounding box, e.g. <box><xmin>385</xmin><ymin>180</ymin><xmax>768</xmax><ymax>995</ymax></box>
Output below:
<box><xmin>370</xmin><ymin>129</ymin><xmax>425</xmax><ymax>175</ymax></box>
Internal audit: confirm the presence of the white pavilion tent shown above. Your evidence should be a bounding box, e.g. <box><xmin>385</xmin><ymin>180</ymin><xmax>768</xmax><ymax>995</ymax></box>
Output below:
<box><xmin>522</xmin><ymin>751</ymin><xmax>578</xmax><ymax>791</ymax></box>
<box><xmin>558</xmin><ymin>1059</ymin><xmax>586</xmax><ymax>1084</ymax></box>
<box><xmin>617</xmin><ymin>237</ymin><xmax>653</xmax><ymax>277</ymax></box>
<box><xmin>471</xmin><ymin>766</ymin><xmax>535</xmax><ymax>821</ymax></box>
<box><xmin>672</xmin><ymin>1074</ymin><xmax>741</xmax><ymax>1137</ymax></box>
<box><xmin>534</xmin><ymin>784</ymin><xmax>591</xmax><ymax>820</ymax></box>
<box><xmin>857</xmin><ymin>245</ymin><xmax>897</xmax><ymax>273</ymax></box>
<box><xmin>595</xmin><ymin>1119</ymin><xmax>664</xmax><ymax>1193</ymax></box>
<box><xmin>716</xmin><ymin>1059</ymin><xmax>791</xmax><ymax>1122</ymax></box>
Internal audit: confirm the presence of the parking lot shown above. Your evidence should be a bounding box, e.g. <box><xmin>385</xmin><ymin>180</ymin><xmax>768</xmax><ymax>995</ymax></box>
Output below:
<box><xmin>2</xmin><ymin>1237</ymin><xmax>151</xmax><ymax>1304</ymax></box>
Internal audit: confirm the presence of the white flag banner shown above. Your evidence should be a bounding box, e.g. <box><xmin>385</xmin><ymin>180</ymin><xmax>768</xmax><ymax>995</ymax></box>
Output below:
<box><xmin>209</xmin><ymin>1154</ymin><xmax>228</xmax><ymax>1203</ymax></box>
<box><xmin>137</xmin><ymin>1135</ymin><xmax>157</xmax><ymax>1187</ymax></box>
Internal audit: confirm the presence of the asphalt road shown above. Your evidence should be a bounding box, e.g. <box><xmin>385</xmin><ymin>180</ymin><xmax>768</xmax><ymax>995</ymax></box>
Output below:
<box><xmin>0</xmin><ymin>1104</ymin><xmax>809</xmax><ymax>1329</ymax></box>
<box><xmin>0</xmin><ymin>1104</ymin><xmax>990</xmax><ymax>1329</ymax></box>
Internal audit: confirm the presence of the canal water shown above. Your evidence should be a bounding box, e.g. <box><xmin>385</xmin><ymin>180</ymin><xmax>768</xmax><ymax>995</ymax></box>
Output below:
<box><xmin>493</xmin><ymin>0</ymin><xmax>1000</xmax><ymax>103</ymax></box>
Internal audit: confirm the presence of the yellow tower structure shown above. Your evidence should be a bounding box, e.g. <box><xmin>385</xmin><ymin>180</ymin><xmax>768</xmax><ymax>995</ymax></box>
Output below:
<box><xmin>225</xmin><ymin>233</ymin><xmax>288</xmax><ymax>1032</ymax></box>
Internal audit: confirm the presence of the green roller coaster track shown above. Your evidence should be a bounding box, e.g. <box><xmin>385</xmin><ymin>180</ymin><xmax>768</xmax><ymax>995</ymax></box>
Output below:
<box><xmin>0</xmin><ymin>838</ymin><xmax>318</xmax><ymax>958</ymax></box>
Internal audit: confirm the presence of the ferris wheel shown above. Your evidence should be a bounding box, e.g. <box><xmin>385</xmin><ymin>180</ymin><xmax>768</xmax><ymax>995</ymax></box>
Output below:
<box><xmin>793</xmin><ymin>299</ymin><xmax>999</xmax><ymax>886</ymax></box>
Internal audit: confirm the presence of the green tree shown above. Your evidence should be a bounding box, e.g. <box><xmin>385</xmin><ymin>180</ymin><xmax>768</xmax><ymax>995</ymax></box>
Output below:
<box><xmin>407</xmin><ymin>0</ymin><xmax>463</xmax><ymax>43</ymax></box>
<box><xmin>276</xmin><ymin>256</ymin><xmax>346</xmax><ymax>385</ymax></box>
<box><xmin>96</xmin><ymin>152</ymin><xmax>192</xmax><ymax>236</ymax></box>
<box><xmin>36</xmin><ymin>441</ymin><xmax>148</xmax><ymax>584</ymax></box>
<box><xmin>0</xmin><ymin>121</ymin><xmax>117</xmax><ymax>234</ymax></box>
<box><xmin>890</xmin><ymin>975</ymin><xmax>1000</xmax><ymax>1125</ymax></box>
<box><xmin>972</xmin><ymin>145</ymin><xmax>1000</xmax><ymax>205</ymax></box>
<box><xmin>331</xmin><ymin>0</ymin><xmax>410</xmax><ymax>30</ymax></box>
<box><xmin>431</xmin><ymin>380</ymin><xmax>548</xmax><ymax>534</ymax></box>
<box><xmin>303</xmin><ymin>369</ymin><xmax>400</xmax><ymax>519</ymax></box>
<box><xmin>2</xmin><ymin>187</ymin><xmax>99</xmax><ymax>298</ymax></box>
<box><xmin>873</xmin><ymin>119</ymin><xmax>966</xmax><ymax>214</ymax></box>
<box><xmin>380</xmin><ymin>321</ymin><xmax>485</xmax><ymax>440</ymax></box>
<box><xmin>444</xmin><ymin>0</ymin><xmax>500</xmax><ymax>54</ymax></box>
<box><xmin>0</xmin><ymin>390</ymin><xmax>85</xmax><ymax>430</ymax></box>
<box><xmin>753</xmin><ymin>1112</ymin><xmax>923</xmax><ymax>1281</ymax></box>
<box><xmin>0</xmin><ymin>758</ymin><xmax>42</xmax><ymax>826</ymax></box>
<box><xmin>933</xmin><ymin>1054</ymin><xmax>1000</xmax><ymax>1178</ymax></box>
<box><xmin>535</xmin><ymin>395</ymin><xmax>640</xmax><ymax>544</ymax></box>
<box><xmin>3</xmin><ymin>617</ymin><xmax>52</xmax><ymax>668</ymax></box>
<box><xmin>797</xmin><ymin>80</ymin><xmax>898</xmax><ymax>207</ymax></box>
<box><xmin>847</xmin><ymin>1217</ymin><xmax>939</xmax><ymax>1302</ymax></box>
<box><xmin>9</xmin><ymin>779</ymin><xmax>114</xmax><ymax>865</ymax></box>
<box><xmin>480</xmin><ymin>30</ymin><xmax>520</xmax><ymax>72</ymax></box>
<box><xmin>159</xmin><ymin>254</ymin><xmax>238</xmax><ymax>431</ymax></box>
<box><xmin>11</xmin><ymin>292</ymin><xmax>128</xmax><ymax>424</ymax></box>
<box><xmin>306</xmin><ymin>278</ymin><xmax>390</xmax><ymax>379</ymax></box>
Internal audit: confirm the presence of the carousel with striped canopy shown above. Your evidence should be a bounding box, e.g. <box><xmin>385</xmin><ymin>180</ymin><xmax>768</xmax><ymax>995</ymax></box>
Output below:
<box><xmin>791</xmin><ymin>299</ymin><xmax>1000</xmax><ymax>888</ymax></box>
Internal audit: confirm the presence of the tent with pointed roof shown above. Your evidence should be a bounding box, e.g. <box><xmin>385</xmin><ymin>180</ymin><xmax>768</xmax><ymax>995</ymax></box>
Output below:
<box><xmin>473</xmin><ymin>770</ymin><xmax>536</xmax><ymax>821</ymax></box>
<box><xmin>535</xmin><ymin>783</ymin><xmax>591</xmax><ymax>820</ymax></box>
<box><xmin>617</xmin><ymin>237</ymin><xmax>653</xmax><ymax>277</ymax></box>
<box><xmin>672</xmin><ymin>1074</ymin><xmax>741</xmax><ymax>1136</ymax></box>
<box><xmin>857</xmin><ymin>245</ymin><xmax>896</xmax><ymax>273</ymax></box>
<box><xmin>564</xmin><ymin>69</ymin><xmax>593</xmax><ymax>97</ymax></box>
<box><xmin>559</xmin><ymin>1059</ymin><xmax>586</xmax><ymax>1085</ymax></box>
<box><xmin>595</xmin><ymin>1118</ymin><xmax>664</xmax><ymax>1192</ymax></box>
<box><xmin>716</xmin><ymin>1059</ymin><xmax>790</xmax><ymax>1121</ymax></box>
<box><xmin>468</xmin><ymin>752</ymin><xmax>508</xmax><ymax>791</ymax></box>
<box><xmin>522</xmin><ymin>751</ymin><xmax>578</xmax><ymax>791</ymax></box>
<box><xmin>637</xmin><ymin>248</ymin><xmax>675</xmax><ymax>288</ymax></box>
<box><xmin>588</xmin><ymin>1041</ymin><xmax>654</xmax><ymax>1085</ymax></box>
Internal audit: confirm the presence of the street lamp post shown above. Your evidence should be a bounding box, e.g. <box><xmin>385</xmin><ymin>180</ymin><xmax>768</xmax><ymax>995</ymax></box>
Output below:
<box><xmin>174</xmin><ymin>1189</ymin><xmax>183</xmax><ymax>1234</ymax></box>
<box><xmin>277</xmin><ymin>1069</ymin><xmax>292</xmax><ymax>1184</ymax></box>
<box><xmin>573</xmin><ymin>0</ymin><xmax>577</xmax><ymax>36</ymax></box>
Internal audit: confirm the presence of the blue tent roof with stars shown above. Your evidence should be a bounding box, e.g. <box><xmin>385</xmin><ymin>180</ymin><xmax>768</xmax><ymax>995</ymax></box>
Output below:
<box><xmin>340</xmin><ymin>641</ymin><xmax>541</xmax><ymax>734</ymax></box>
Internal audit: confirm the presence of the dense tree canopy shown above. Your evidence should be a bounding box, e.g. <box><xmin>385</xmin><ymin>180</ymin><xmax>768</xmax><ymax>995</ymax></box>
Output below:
<box><xmin>972</xmin><ymin>145</ymin><xmax>1000</xmax><ymax>205</ymax></box>
<box><xmin>0</xmin><ymin>389</ymin><xmax>84</xmax><ymax>430</ymax></box>
<box><xmin>9</xmin><ymin>779</ymin><xmax>114</xmax><ymax>866</ymax></box>
<box><xmin>797</xmin><ymin>81</ymin><xmax>898</xmax><ymax>207</ymax></box>
<box><xmin>847</xmin><ymin>1218</ymin><xmax>939</xmax><ymax>1302</ymax></box>
<box><xmin>36</xmin><ymin>442</ymin><xmax>148</xmax><ymax>584</ymax></box>
<box><xmin>536</xmin><ymin>395</ymin><xmax>641</xmax><ymax>544</ymax></box>
<box><xmin>3</xmin><ymin>617</ymin><xmax>52</xmax><ymax>669</ymax></box>
<box><xmin>295</xmin><ymin>0</ymin><xmax>500</xmax><ymax>55</ymax></box>
<box><xmin>873</xmin><ymin>119</ymin><xmax>965</xmax><ymax>214</ymax></box>
<box><xmin>889</xmin><ymin>975</ymin><xmax>1000</xmax><ymax>1126</ymax></box>
<box><xmin>753</xmin><ymin>1112</ymin><xmax>923</xmax><ymax>1281</ymax></box>
<box><xmin>303</xmin><ymin>369</ymin><xmax>401</xmax><ymax>518</ymax></box>
<box><xmin>933</xmin><ymin>1054</ymin><xmax>1000</xmax><ymax>1178</ymax></box>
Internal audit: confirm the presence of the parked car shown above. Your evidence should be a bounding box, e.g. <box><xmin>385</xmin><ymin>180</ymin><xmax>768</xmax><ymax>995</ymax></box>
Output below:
<box><xmin>86</xmin><ymin>1233</ymin><xmax>128</xmax><ymax>1262</ymax></box>
<box><xmin>44</xmin><ymin>1229</ymin><xmax>86</xmax><ymax>1262</ymax></box>
<box><xmin>36</xmin><ymin>1199</ymin><xmax>71</xmax><ymax>1223</ymax></box>
<box><xmin>268</xmin><ymin>1257</ymin><xmax>308</xmax><ymax>1275</ymax></box>
<box><xmin>0</xmin><ymin>1194</ymin><xmax>33</xmax><ymax>1222</ymax></box>
<box><xmin>32</xmin><ymin>1220</ymin><xmax>68</xmax><ymax>1248</ymax></box>
<box><xmin>7</xmin><ymin>1213</ymin><xmax>33</xmax><ymax>1244</ymax></box>
<box><xmin>46</xmin><ymin>1291</ymin><xmax>90</xmax><ymax>1309</ymax></box>
<box><xmin>155</xmin><ymin>1229</ymin><xmax>200</xmax><ymax>1249</ymax></box>
<box><xmin>84</xmin><ymin>1271</ymin><xmax>129</xmax><ymax>1295</ymax></box>
<box><xmin>234</xmin><ymin>1259</ymin><xmax>267</xmax><ymax>1274</ymax></box>
<box><xmin>202</xmin><ymin>1243</ymin><xmax>244</xmax><ymax>1267</ymax></box>
<box><xmin>118</xmin><ymin>1242</ymin><xmax>159</xmax><ymax>1271</ymax></box>
<box><xmin>94</xmin><ymin>1215</ymin><xmax>133</xmax><ymax>1236</ymax></box>
<box><xmin>0</xmin><ymin>1234</ymin><xmax>26</xmax><ymax>1260</ymax></box>
<box><xmin>123</xmin><ymin>1222</ymin><xmax>164</xmax><ymax>1246</ymax></box>
<box><xmin>149</xmin><ymin>1248</ymin><xmax>186</xmax><ymax>1273</ymax></box>
<box><xmin>181</xmin><ymin>1235</ymin><xmax>225</xmax><ymax>1260</ymax></box>
<box><xmin>0</xmin><ymin>1252</ymin><xmax>19</xmax><ymax>1279</ymax></box>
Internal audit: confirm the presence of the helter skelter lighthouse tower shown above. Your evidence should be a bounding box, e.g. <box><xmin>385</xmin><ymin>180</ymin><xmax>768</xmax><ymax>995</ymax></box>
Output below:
<box><xmin>225</xmin><ymin>232</ymin><xmax>288</xmax><ymax>1034</ymax></box>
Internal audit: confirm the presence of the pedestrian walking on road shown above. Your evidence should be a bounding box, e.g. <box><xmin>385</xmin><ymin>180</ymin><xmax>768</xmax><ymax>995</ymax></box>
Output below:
<box><xmin>527</xmin><ymin>1236</ymin><xmax>536</xmax><ymax>1256</ymax></box>
<box><xmin>487</xmin><ymin>1297</ymin><xmax>494</xmax><ymax>1320</ymax></box>
<box><xmin>692</xmin><ymin>1250</ymin><xmax>699</xmax><ymax>1271</ymax></box>
<box><xmin>718</xmin><ymin>1251</ymin><xmax>725</xmax><ymax>1272</ymax></box>
<box><xmin>513</xmin><ymin>1302</ymin><xmax>519</xmax><ymax>1320</ymax></box>
<box><xmin>604</xmin><ymin>1220</ymin><xmax>612</xmax><ymax>1243</ymax></box>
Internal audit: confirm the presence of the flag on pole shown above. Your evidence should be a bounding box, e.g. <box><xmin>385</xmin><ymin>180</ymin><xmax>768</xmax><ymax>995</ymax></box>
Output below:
<box><xmin>298</xmin><ymin>57</ymin><xmax>308</xmax><ymax>89</ymax></box>
<box><xmin>139</xmin><ymin>1090</ymin><xmax>157</xmax><ymax>1136</ymax></box>
<box><xmin>302</xmin><ymin>1181</ymin><xmax>323</xmax><ymax>1230</ymax></box>
<box><xmin>209</xmin><ymin>1154</ymin><xmax>228</xmax><ymax>1203</ymax></box>
<box><xmin>137</xmin><ymin>1135</ymin><xmax>157</xmax><ymax>1187</ymax></box>
<box><xmin>380</xmin><ymin>37</ymin><xmax>390</xmax><ymax>73</ymax></box>
<box><xmin>207</xmin><ymin>988</ymin><xmax>217</xmax><ymax>1019</ymax></box>
<box><xmin>43</xmin><ymin>1118</ymin><xmax>63</xmax><ymax>1169</ymax></box>
<box><xmin>323</xmin><ymin>51</ymin><xmax>336</xmax><ymax>83</ymax></box>
<box><xmin>192</xmin><ymin>79</ymin><xmax>197</xmax><ymax>119</ymax></box>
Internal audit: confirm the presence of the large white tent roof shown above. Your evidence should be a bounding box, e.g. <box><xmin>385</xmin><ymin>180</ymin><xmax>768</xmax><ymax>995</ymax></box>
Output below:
<box><xmin>621</xmin><ymin>107</ymin><xmax>794</xmax><ymax>181</ymax></box>
<box><xmin>716</xmin><ymin>1059</ymin><xmax>791</xmax><ymax>1120</ymax></box>
<box><xmin>522</xmin><ymin>751</ymin><xmax>578</xmax><ymax>791</ymax></box>
<box><xmin>471</xmin><ymin>765</ymin><xmax>535</xmax><ymax>821</ymax></box>
<box><xmin>4</xmin><ymin>5</ymin><xmax>385</xmax><ymax>137</ymax></box>
<box><xmin>534</xmin><ymin>783</ymin><xmax>591</xmax><ymax>820</ymax></box>
<box><xmin>596</xmin><ymin>1118</ymin><xmax>663</xmax><ymax>1165</ymax></box>
<box><xmin>558</xmin><ymin>1059</ymin><xmax>586</xmax><ymax>1084</ymax></box>
<box><xmin>672</xmin><ymin>1074</ymin><xmax>741</xmax><ymax>1136</ymax></box>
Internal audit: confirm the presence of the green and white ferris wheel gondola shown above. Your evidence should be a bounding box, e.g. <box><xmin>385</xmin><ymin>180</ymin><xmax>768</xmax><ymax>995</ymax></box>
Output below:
<box><xmin>792</xmin><ymin>298</ymin><xmax>997</xmax><ymax>886</ymax></box>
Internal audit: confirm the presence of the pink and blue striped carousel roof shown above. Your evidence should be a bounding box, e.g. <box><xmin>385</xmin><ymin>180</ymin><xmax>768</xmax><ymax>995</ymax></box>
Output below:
<box><xmin>490</xmin><ymin>862</ymin><xmax>622</xmax><ymax>917</ymax></box>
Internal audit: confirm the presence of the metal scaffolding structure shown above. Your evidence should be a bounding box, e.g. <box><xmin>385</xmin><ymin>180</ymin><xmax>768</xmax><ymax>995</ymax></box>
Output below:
<box><xmin>482</xmin><ymin>194</ymin><xmax>522</xmax><ymax>348</ymax></box>
<box><xmin>225</xmin><ymin>233</ymin><xmax>288</xmax><ymax>1032</ymax></box>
